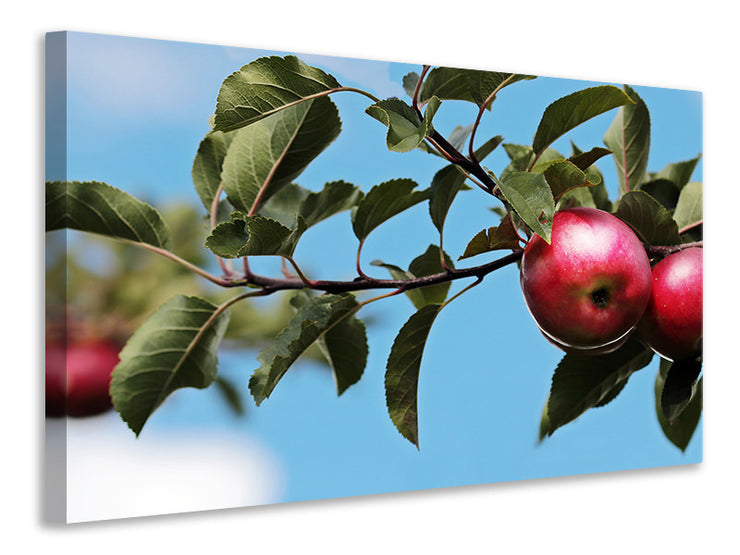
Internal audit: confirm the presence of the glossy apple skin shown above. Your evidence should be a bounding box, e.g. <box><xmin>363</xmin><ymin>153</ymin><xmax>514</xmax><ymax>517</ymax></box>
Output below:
<box><xmin>520</xmin><ymin>207</ymin><xmax>653</xmax><ymax>351</ymax></box>
<box><xmin>637</xmin><ymin>247</ymin><xmax>703</xmax><ymax>361</ymax></box>
<box><xmin>45</xmin><ymin>339</ymin><xmax>120</xmax><ymax>417</ymax></box>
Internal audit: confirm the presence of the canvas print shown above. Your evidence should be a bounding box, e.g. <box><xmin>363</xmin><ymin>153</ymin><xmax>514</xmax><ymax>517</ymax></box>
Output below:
<box><xmin>44</xmin><ymin>31</ymin><xmax>703</xmax><ymax>524</ymax></box>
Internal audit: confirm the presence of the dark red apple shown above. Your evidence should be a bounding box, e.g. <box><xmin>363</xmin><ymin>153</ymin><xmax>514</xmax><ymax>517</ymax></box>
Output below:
<box><xmin>45</xmin><ymin>339</ymin><xmax>120</xmax><ymax>417</ymax></box>
<box><xmin>637</xmin><ymin>247</ymin><xmax>703</xmax><ymax>361</ymax></box>
<box><xmin>520</xmin><ymin>207</ymin><xmax>652</xmax><ymax>352</ymax></box>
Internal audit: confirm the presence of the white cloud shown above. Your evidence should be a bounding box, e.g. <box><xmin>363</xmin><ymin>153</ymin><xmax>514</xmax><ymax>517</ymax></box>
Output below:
<box><xmin>53</xmin><ymin>415</ymin><xmax>285</xmax><ymax>523</ymax></box>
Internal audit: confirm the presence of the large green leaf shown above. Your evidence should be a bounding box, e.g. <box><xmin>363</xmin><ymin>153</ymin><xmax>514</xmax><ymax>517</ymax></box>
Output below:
<box><xmin>532</xmin><ymin>85</ymin><xmax>634</xmax><ymax>157</ymax></box>
<box><xmin>603</xmin><ymin>85</ymin><xmax>651</xmax><ymax>195</ymax></box>
<box><xmin>655</xmin><ymin>358</ymin><xmax>703</xmax><ymax>452</ymax></box>
<box><xmin>191</xmin><ymin>130</ymin><xmax>235</xmax><ymax>211</ymax></box>
<box><xmin>497</xmin><ymin>172</ymin><xmax>555</xmax><ymax>243</ymax></box>
<box><xmin>385</xmin><ymin>304</ymin><xmax>443</xmax><ymax>447</ymax></box>
<box><xmin>429</xmin><ymin>135</ymin><xmax>503</xmax><ymax>233</ymax></box>
<box><xmin>298</xmin><ymin>180</ymin><xmax>364</xmax><ymax>228</ymax></box>
<box><xmin>110</xmin><ymin>295</ymin><xmax>231</xmax><ymax>435</ymax></box>
<box><xmin>417</xmin><ymin>67</ymin><xmax>535</xmax><ymax>106</ymax></box>
<box><xmin>540</xmin><ymin>338</ymin><xmax>654</xmax><ymax>438</ymax></box>
<box><xmin>45</xmin><ymin>180</ymin><xmax>171</xmax><ymax>250</ymax></box>
<box><xmin>290</xmin><ymin>292</ymin><xmax>368</xmax><ymax>396</ymax></box>
<box><xmin>371</xmin><ymin>245</ymin><xmax>454</xmax><ymax>309</ymax></box>
<box><xmin>673</xmin><ymin>181</ymin><xmax>703</xmax><ymax>231</ymax></box>
<box><xmin>221</xmin><ymin>96</ymin><xmax>341</xmax><ymax>215</ymax></box>
<box><xmin>249</xmin><ymin>294</ymin><xmax>359</xmax><ymax>405</ymax></box>
<box><xmin>614</xmin><ymin>190</ymin><xmax>680</xmax><ymax>246</ymax></box>
<box><xmin>658</xmin><ymin>356</ymin><xmax>703</xmax><ymax>423</ymax></box>
<box><xmin>213</xmin><ymin>55</ymin><xmax>341</xmax><ymax>132</ymax></box>
<box><xmin>352</xmin><ymin>179</ymin><xmax>428</xmax><ymax>241</ymax></box>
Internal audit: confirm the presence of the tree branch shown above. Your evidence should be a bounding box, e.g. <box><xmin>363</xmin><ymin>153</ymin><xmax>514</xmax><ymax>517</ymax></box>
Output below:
<box><xmin>645</xmin><ymin>241</ymin><xmax>702</xmax><ymax>258</ymax></box>
<box><xmin>230</xmin><ymin>250</ymin><xmax>524</xmax><ymax>293</ymax></box>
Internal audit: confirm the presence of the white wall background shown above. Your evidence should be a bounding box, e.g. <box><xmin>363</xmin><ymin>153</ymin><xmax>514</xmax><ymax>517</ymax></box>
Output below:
<box><xmin>5</xmin><ymin>0</ymin><xmax>737</xmax><ymax>552</ymax></box>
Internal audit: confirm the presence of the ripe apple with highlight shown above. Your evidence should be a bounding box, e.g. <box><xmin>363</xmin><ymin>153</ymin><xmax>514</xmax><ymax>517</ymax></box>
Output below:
<box><xmin>520</xmin><ymin>207</ymin><xmax>652</xmax><ymax>353</ymax></box>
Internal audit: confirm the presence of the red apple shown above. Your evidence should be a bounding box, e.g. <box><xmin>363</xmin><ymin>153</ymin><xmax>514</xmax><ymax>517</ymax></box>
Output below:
<box><xmin>520</xmin><ymin>207</ymin><xmax>652</xmax><ymax>352</ymax></box>
<box><xmin>45</xmin><ymin>339</ymin><xmax>120</xmax><ymax>417</ymax></box>
<box><xmin>637</xmin><ymin>247</ymin><xmax>703</xmax><ymax>361</ymax></box>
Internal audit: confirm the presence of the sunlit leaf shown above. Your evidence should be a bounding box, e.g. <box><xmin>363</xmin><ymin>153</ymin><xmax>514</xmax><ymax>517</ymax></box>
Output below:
<box><xmin>497</xmin><ymin>172</ymin><xmax>554</xmax><ymax>243</ymax></box>
<box><xmin>221</xmin><ymin>96</ymin><xmax>341</xmax><ymax>214</ymax></box>
<box><xmin>213</xmin><ymin>55</ymin><xmax>341</xmax><ymax>132</ymax></box>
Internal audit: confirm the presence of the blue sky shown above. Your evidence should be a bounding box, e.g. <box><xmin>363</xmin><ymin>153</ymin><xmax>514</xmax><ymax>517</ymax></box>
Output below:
<box><xmin>53</xmin><ymin>31</ymin><xmax>702</xmax><ymax>518</ymax></box>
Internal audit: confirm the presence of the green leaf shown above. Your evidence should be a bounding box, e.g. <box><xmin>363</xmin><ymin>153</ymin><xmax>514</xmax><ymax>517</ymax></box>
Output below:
<box><xmin>614</xmin><ymin>190</ymin><xmax>680</xmax><ymax>246</ymax></box>
<box><xmin>543</xmin><ymin>160</ymin><xmax>600</xmax><ymax>200</ymax></box>
<box><xmin>429</xmin><ymin>135</ymin><xmax>503</xmax><ymax>232</ymax></box>
<box><xmin>205</xmin><ymin>214</ymin><xmax>307</xmax><ymax>258</ymax></box>
<box><xmin>352</xmin><ymin>178</ymin><xmax>428</xmax><ymax>241</ymax></box>
<box><xmin>191</xmin><ymin>130</ymin><xmax>235</xmax><ymax>212</ymax></box>
<box><xmin>213</xmin><ymin>55</ymin><xmax>341</xmax><ymax>132</ymax></box>
<box><xmin>317</xmin><ymin>314</ymin><xmax>368</xmax><ymax>396</ymax></box>
<box><xmin>447</xmin><ymin>124</ymin><xmax>475</xmax><ymax>152</ymax></box>
<box><xmin>466</xmin><ymin>71</ymin><xmax>537</xmax><ymax>106</ymax></box>
<box><xmin>249</xmin><ymin>294</ymin><xmax>359</xmax><ymax>405</ymax></box>
<box><xmin>603</xmin><ymin>85</ymin><xmax>651</xmax><ymax>195</ymax></box>
<box><xmin>497</xmin><ymin>172</ymin><xmax>555</xmax><ymax>243</ymax></box>
<box><xmin>458</xmin><ymin>216</ymin><xmax>521</xmax><ymax>260</ymax></box>
<box><xmin>299</xmin><ymin>180</ymin><xmax>364</xmax><ymax>228</ymax></box>
<box><xmin>672</xmin><ymin>181</ymin><xmax>703</xmax><ymax>231</ymax></box>
<box><xmin>289</xmin><ymin>292</ymin><xmax>368</xmax><ymax>396</ymax></box>
<box><xmin>418</xmin><ymin>67</ymin><xmax>535</xmax><ymax>107</ymax></box>
<box><xmin>540</xmin><ymin>337</ymin><xmax>654</xmax><ymax>438</ymax></box>
<box><xmin>655</xmin><ymin>155</ymin><xmax>702</xmax><ymax>190</ymax></box>
<box><xmin>110</xmin><ymin>295</ymin><xmax>231</xmax><ymax>435</ymax></box>
<box><xmin>533</xmin><ymin>85</ymin><xmax>634</xmax><ymax>156</ymax></box>
<box><xmin>221</xmin><ymin>96</ymin><xmax>341</xmax><ymax>214</ymax></box>
<box><xmin>257</xmin><ymin>183</ymin><xmax>312</xmax><ymax>228</ymax></box>
<box><xmin>45</xmin><ymin>180</ymin><xmax>171</xmax><ymax>250</ymax></box>
<box><xmin>385</xmin><ymin>304</ymin><xmax>443</xmax><ymax>447</ymax></box>
<box><xmin>365</xmin><ymin>98</ymin><xmax>428</xmax><ymax>152</ymax></box>
<box><xmin>655</xmin><ymin>358</ymin><xmax>703</xmax><ymax>452</ymax></box>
